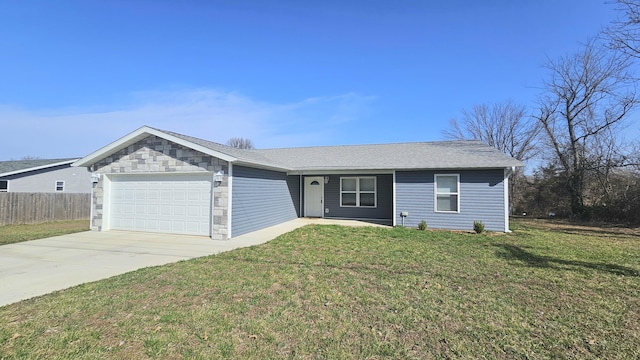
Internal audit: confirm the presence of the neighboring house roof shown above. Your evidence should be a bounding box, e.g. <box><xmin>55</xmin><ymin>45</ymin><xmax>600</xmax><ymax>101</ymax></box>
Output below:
<box><xmin>0</xmin><ymin>158</ymin><xmax>79</xmax><ymax>177</ymax></box>
<box><xmin>73</xmin><ymin>126</ymin><xmax>524</xmax><ymax>171</ymax></box>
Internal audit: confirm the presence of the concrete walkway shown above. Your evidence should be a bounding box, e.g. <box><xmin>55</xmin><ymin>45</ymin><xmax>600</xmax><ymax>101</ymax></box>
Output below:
<box><xmin>0</xmin><ymin>218</ymin><xmax>386</xmax><ymax>307</ymax></box>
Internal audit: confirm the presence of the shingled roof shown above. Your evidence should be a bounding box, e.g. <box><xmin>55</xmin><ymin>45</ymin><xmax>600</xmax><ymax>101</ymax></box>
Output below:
<box><xmin>0</xmin><ymin>158</ymin><xmax>79</xmax><ymax>177</ymax></box>
<box><xmin>74</xmin><ymin>126</ymin><xmax>523</xmax><ymax>171</ymax></box>
<box><xmin>256</xmin><ymin>141</ymin><xmax>523</xmax><ymax>171</ymax></box>
<box><xmin>162</xmin><ymin>128</ymin><xmax>522</xmax><ymax>171</ymax></box>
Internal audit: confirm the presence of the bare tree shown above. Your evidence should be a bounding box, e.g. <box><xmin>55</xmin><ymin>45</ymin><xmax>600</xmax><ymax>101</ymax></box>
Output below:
<box><xmin>443</xmin><ymin>100</ymin><xmax>540</xmax><ymax>162</ymax></box>
<box><xmin>604</xmin><ymin>0</ymin><xmax>640</xmax><ymax>58</ymax></box>
<box><xmin>226</xmin><ymin>137</ymin><xmax>255</xmax><ymax>149</ymax></box>
<box><xmin>535</xmin><ymin>40</ymin><xmax>637</xmax><ymax>218</ymax></box>
<box><xmin>443</xmin><ymin>100</ymin><xmax>540</xmax><ymax>214</ymax></box>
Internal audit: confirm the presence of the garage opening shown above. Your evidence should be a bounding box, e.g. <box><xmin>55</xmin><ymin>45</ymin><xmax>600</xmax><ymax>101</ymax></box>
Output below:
<box><xmin>107</xmin><ymin>173</ymin><xmax>212</xmax><ymax>236</ymax></box>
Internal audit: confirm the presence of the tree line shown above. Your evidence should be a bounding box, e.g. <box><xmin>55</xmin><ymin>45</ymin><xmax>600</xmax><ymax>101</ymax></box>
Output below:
<box><xmin>444</xmin><ymin>0</ymin><xmax>640</xmax><ymax>224</ymax></box>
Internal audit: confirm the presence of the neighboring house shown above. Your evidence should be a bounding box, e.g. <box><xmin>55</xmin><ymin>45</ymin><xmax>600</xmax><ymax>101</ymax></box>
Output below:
<box><xmin>73</xmin><ymin>126</ymin><xmax>523</xmax><ymax>239</ymax></box>
<box><xmin>0</xmin><ymin>158</ymin><xmax>91</xmax><ymax>193</ymax></box>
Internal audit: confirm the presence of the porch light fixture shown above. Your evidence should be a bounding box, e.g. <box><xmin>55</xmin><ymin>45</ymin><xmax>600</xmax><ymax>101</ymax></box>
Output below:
<box><xmin>214</xmin><ymin>170</ymin><xmax>224</xmax><ymax>186</ymax></box>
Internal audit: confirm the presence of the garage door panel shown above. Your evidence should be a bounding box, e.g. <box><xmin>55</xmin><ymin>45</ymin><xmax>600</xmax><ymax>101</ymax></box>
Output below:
<box><xmin>174</xmin><ymin>206</ymin><xmax>186</xmax><ymax>216</ymax></box>
<box><xmin>174</xmin><ymin>190</ymin><xmax>186</xmax><ymax>201</ymax></box>
<box><xmin>159</xmin><ymin>220</ymin><xmax>172</xmax><ymax>232</ymax></box>
<box><xmin>109</xmin><ymin>174</ymin><xmax>212</xmax><ymax>236</ymax></box>
<box><xmin>188</xmin><ymin>190</ymin><xmax>200</xmax><ymax>201</ymax></box>
<box><xmin>188</xmin><ymin>205</ymin><xmax>205</xmax><ymax>216</ymax></box>
<box><xmin>135</xmin><ymin>205</ymin><xmax>146</xmax><ymax>215</ymax></box>
<box><xmin>124</xmin><ymin>190</ymin><xmax>134</xmax><ymax>200</ymax></box>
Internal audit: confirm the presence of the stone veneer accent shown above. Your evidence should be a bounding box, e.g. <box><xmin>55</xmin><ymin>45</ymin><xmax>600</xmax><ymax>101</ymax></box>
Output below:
<box><xmin>90</xmin><ymin>135</ymin><xmax>229</xmax><ymax>240</ymax></box>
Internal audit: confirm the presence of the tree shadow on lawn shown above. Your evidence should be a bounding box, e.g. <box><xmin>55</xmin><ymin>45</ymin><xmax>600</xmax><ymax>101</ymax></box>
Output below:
<box><xmin>547</xmin><ymin>226</ymin><xmax>639</xmax><ymax>240</ymax></box>
<box><xmin>519</xmin><ymin>219</ymin><xmax>640</xmax><ymax>239</ymax></box>
<box><xmin>493</xmin><ymin>244</ymin><xmax>639</xmax><ymax>277</ymax></box>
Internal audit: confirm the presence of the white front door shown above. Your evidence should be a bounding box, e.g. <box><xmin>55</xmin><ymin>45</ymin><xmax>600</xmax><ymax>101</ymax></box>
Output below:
<box><xmin>304</xmin><ymin>177</ymin><xmax>324</xmax><ymax>217</ymax></box>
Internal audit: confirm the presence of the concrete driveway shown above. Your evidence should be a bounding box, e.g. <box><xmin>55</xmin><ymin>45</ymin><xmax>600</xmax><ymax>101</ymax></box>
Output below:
<box><xmin>0</xmin><ymin>218</ymin><xmax>385</xmax><ymax>307</ymax></box>
<box><xmin>0</xmin><ymin>222</ymin><xmax>297</xmax><ymax>307</ymax></box>
<box><xmin>0</xmin><ymin>231</ymin><xmax>229</xmax><ymax>307</ymax></box>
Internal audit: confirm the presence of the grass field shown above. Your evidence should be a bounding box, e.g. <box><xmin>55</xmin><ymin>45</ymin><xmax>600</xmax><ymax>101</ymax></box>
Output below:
<box><xmin>0</xmin><ymin>219</ymin><xmax>638</xmax><ymax>359</ymax></box>
<box><xmin>0</xmin><ymin>220</ymin><xmax>89</xmax><ymax>246</ymax></box>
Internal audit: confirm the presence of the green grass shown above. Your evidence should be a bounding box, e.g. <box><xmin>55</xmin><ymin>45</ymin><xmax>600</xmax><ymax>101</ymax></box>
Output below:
<box><xmin>1</xmin><ymin>219</ymin><xmax>638</xmax><ymax>359</ymax></box>
<box><xmin>0</xmin><ymin>220</ymin><xmax>89</xmax><ymax>246</ymax></box>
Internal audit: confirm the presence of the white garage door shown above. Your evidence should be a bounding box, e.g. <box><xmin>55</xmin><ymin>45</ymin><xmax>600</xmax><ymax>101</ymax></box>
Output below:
<box><xmin>109</xmin><ymin>173</ymin><xmax>212</xmax><ymax>236</ymax></box>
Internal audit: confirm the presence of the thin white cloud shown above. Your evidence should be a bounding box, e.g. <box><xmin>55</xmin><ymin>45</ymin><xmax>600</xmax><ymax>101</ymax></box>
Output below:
<box><xmin>0</xmin><ymin>89</ymin><xmax>376</xmax><ymax>159</ymax></box>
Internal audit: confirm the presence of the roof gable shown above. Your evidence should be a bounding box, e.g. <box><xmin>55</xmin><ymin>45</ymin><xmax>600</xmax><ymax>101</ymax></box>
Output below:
<box><xmin>73</xmin><ymin>126</ymin><xmax>238</xmax><ymax>168</ymax></box>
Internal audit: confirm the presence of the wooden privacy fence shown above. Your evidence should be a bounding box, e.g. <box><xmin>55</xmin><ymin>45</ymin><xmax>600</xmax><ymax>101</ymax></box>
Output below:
<box><xmin>0</xmin><ymin>192</ymin><xmax>91</xmax><ymax>226</ymax></box>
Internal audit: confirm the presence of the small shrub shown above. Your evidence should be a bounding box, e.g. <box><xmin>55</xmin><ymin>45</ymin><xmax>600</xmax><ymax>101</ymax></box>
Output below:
<box><xmin>473</xmin><ymin>220</ymin><xmax>485</xmax><ymax>234</ymax></box>
<box><xmin>418</xmin><ymin>220</ymin><xmax>427</xmax><ymax>231</ymax></box>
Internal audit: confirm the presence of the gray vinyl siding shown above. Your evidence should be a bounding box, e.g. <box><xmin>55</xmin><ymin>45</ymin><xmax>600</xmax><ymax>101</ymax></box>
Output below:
<box><xmin>1</xmin><ymin>165</ymin><xmax>91</xmax><ymax>193</ymax></box>
<box><xmin>395</xmin><ymin>169</ymin><xmax>506</xmax><ymax>231</ymax></box>
<box><xmin>320</xmin><ymin>174</ymin><xmax>393</xmax><ymax>222</ymax></box>
<box><xmin>231</xmin><ymin>166</ymin><xmax>300</xmax><ymax>237</ymax></box>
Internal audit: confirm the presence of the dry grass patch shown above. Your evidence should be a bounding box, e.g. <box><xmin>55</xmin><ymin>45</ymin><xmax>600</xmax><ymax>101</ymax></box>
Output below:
<box><xmin>1</xmin><ymin>220</ymin><xmax>638</xmax><ymax>359</ymax></box>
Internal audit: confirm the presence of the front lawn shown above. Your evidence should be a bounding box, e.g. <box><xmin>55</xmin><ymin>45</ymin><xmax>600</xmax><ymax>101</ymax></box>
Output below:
<box><xmin>1</xmin><ymin>220</ymin><xmax>638</xmax><ymax>359</ymax></box>
<box><xmin>0</xmin><ymin>220</ymin><xmax>89</xmax><ymax>246</ymax></box>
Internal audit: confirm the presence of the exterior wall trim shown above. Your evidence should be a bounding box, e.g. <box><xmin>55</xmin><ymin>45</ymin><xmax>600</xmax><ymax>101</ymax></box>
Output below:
<box><xmin>102</xmin><ymin>174</ymin><xmax>113</xmax><ymax>231</ymax></box>
<box><xmin>504</xmin><ymin>166</ymin><xmax>514</xmax><ymax>232</ymax></box>
<box><xmin>227</xmin><ymin>163</ymin><xmax>233</xmax><ymax>238</ymax></box>
<box><xmin>392</xmin><ymin>171</ymin><xmax>397</xmax><ymax>226</ymax></box>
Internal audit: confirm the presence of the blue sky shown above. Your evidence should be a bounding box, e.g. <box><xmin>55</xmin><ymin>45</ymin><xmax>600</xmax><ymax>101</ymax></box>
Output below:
<box><xmin>0</xmin><ymin>0</ymin><xmax>635</xmax><ymax>160</ymax></box>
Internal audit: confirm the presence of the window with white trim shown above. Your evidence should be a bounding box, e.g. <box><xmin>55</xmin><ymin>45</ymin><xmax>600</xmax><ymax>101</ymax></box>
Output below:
<box><xmin>340</xmin><ymin>176</ymin><xmax>376</xmax><ymax>207</ymax></box>
<box><xmin>55</xmin><ymin>181</ymin><xmax>65</xmax><ymax>192</ymax></box>
<box><xmin>435</xmin><ymin>174</ymin><xmax>459</xmax><ymax>212</ymax></box>
<box><xmin>0</xmin><ymin>180</ymin><xmax>7</xmax><ymax>192</ymax></box>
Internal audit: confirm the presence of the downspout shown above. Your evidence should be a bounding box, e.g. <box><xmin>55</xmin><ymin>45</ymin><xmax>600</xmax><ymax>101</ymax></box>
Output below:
<box><xmin>299</xmin><ymin>175</ymin><xmax>303</xmax><ymax>217</ymax></box>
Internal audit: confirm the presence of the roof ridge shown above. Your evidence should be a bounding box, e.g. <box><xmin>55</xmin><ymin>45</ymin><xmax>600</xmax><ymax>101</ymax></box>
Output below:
<box><xmin>148</xmin><ymin>126</ymin><xmax>486</xmax><ymax>151</ymax></box>
<box><xmin>256</xmin><ymin>139</ymin><xmax>486</xmax><ymax>151</ymax></box>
